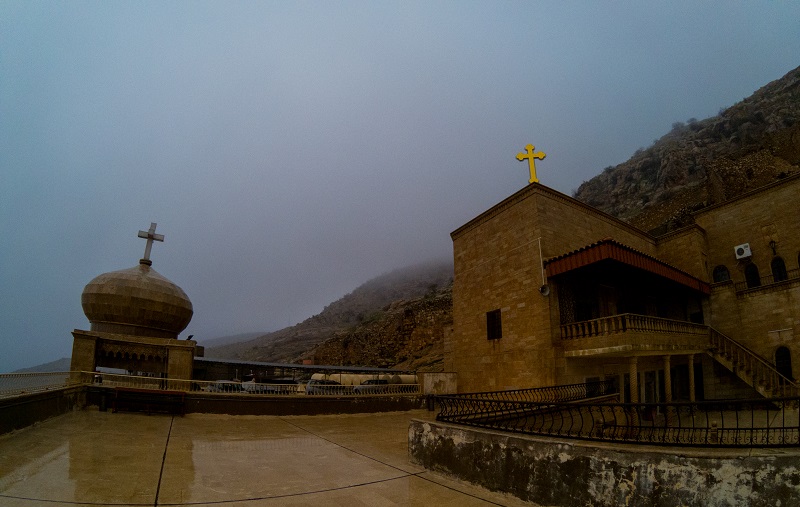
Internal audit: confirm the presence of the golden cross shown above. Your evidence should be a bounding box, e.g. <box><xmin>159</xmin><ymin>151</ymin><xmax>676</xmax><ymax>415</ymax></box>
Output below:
<box><xmin>516</xmin><ymin>144</ymin><xmax>546</xmax><ymax>184</ymax></box>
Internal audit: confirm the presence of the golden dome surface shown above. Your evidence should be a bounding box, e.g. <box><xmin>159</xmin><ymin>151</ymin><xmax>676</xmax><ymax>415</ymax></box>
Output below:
<box><xmin>81</xmin><ymin>261</ymin><xmax>193</xmax><ymax>339</ymax></box>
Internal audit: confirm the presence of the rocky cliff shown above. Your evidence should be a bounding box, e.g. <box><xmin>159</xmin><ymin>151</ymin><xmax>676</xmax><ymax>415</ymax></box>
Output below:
<box><xmin>308</xmin><ymin>286</ymin><xmax>452</xmax><ymax>371</ymax></box>
<box><xmin>206</xmin><ymin>260</ymin><xmax>453</xmax><ymax>364</ymax></box>
<box><xmin>573</xmin><ymin>65</ymin><xmax>800</xmax><ymax>233</ymax></box>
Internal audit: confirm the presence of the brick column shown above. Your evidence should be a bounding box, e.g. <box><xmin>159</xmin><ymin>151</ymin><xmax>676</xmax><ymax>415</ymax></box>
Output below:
<box><xmin>629</xmin><ymin>357</ymin><xmax>639</xmax><ymax>403</ymax></box>
<box><xmin>688</xmin><ymin>354</ymin><xmax>696</xmax><ymax>403</ymax></box>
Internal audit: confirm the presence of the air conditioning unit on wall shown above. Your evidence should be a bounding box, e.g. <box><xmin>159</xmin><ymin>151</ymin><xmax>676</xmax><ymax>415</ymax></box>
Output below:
<box><xmin>734</xmin><ymin>243</ymin><xmax>752</xmax><ymax>260</ymax></box>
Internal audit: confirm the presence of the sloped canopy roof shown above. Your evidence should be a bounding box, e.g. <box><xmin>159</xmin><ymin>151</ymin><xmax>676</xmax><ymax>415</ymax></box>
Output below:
<box><xmin>545</xmin><ymin>239</ymin><xmax>710</xmax><ymax>295</ymax></box>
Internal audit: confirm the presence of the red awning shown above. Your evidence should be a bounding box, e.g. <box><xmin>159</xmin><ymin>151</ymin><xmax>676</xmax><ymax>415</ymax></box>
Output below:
<box><xmin>545</xmin><ymin>239</ymin><xmax>710</xmax><ymax>295</ymax></box>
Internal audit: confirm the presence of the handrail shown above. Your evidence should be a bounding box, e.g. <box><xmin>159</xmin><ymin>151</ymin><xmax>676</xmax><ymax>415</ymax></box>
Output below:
<box><xmin>443</xmin><ymin>380</ymin><xmax>618</xmax><ymax>403</ymax></box>
<box><xmin>708</xmin><ymin>328</ymin><xmax>799</xmax><ymax>397</ymax></box>
<box><xmin>436</xmin><ymin>394</ymin><xmax>800</xmax><ymax>447</ymax></box>
<box><xmin>561</xmin><ymin>313</ymin><xmax>708</xmax><ymax>340</ymax></box>
<box><xmin>0</xmin><ymin>371</ymin><xmax>77</xmax><ymax>399</ymax></box>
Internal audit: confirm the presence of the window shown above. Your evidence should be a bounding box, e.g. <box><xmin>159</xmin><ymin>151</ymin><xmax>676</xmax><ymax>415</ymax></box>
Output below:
<box><xmin>745</xmin><ymin>263</ymin><xmax>761</xmax><ymax>288</ymax></box>
<box><xmin>771</xmin><ymin>257</ymin><xmax>788</xmax><ymax>282</ymax></box>
<box><xmin>486</xmin><ymin>309</ymin><xmax>502</xmax><ymax>340</ymax></box>
<box><xmin>712</xmin><ymin>265</ymin><xmax>730</xmax><ymax>283</ymax></box>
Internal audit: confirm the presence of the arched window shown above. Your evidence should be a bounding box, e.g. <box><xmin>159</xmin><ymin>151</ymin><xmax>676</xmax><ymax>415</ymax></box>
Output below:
<box><xmin>712</xmin><ymin>265</ymin><xmax>730</xmax><ymax>283</ymax></box>
<box><xmin>745</xmin><ymin>263</ymin><xmax>761</xmax><ymax>288</ymax></box>
<box><xmin>776</xmin><ymin>346</ymin><xmax>793</xmax><ymax>382</ymax></box>
<box><xmin>772</xmin><ymin>257</ymin><xmax>788</xmax><ymax>282</ymax></box>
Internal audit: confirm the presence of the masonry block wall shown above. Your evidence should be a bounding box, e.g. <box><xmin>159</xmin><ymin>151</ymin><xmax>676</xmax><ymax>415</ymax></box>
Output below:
<box><xmin>696</xmin><ymin>176</ymin><xmax>800</xmax><ymax>368</ymax></box>
<box><xmin>452</xmin><ymin>184</ymin><xmax>662</xmax><ymax>393</ymax></box>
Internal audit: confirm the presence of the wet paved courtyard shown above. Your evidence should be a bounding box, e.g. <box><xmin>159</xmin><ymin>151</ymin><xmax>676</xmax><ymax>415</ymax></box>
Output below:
<box><xmin>0</xmin><ymin>409</ymin><xmax>538</xmax><ymax>506</ymax></box>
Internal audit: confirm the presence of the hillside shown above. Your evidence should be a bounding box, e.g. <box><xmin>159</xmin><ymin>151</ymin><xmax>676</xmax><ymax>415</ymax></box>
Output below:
<box><xmin>573</xmin><ymin>65</ymin><xmax>800</xmax><ymax>233</ymax></box>
<box><xmin>206</xmin><ymin>260</ymin><xmax>453</xmax><ymax>363</ymax></box>
<box><xmin>309</xmin><ymin>285</ymin><xmax>452</xmax><ymax>371</ymax></box>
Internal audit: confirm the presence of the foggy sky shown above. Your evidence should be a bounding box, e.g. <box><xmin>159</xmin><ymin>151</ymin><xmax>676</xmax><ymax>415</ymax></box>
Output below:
<box><xmin>2</xmin><ymin>1</ymin><xmax>799</xmax><ymax>372</ymax></box>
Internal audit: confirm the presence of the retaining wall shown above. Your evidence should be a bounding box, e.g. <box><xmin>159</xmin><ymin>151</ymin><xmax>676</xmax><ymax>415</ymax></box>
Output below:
<box><xmin>409</xmin><ymin>419</ymin><xmax>800</xmax><ymax>507</ymax></box>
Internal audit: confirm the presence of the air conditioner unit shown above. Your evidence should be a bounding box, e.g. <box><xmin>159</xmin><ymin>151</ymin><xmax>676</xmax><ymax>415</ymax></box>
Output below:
<box><xmin>734</xmin><ymin>243</ymin><xmax>752</xmax><ymax>260</ymax></box>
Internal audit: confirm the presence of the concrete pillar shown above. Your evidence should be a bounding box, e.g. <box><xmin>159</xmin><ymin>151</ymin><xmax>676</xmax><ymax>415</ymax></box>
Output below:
<box><xmin>629</xmin><ymin>356</ymin><xmax>639</xmax><ymax>403</ymax></box>
<box><xmin>688</xmin><ymin>354</ymin><xmax>696</xmax><ymax>403</ymax></box>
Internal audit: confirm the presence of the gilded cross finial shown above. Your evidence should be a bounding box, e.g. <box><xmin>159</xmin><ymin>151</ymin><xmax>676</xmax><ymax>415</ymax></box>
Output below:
<box><xmin>516</xmin><ymin>144</ymin><xmax>546</xmax><ymax>184</ymax></box>
<box><xmin>137</xmin><ymin>222</ymin><xmax>164</xmax><ymax>265</ymax></box>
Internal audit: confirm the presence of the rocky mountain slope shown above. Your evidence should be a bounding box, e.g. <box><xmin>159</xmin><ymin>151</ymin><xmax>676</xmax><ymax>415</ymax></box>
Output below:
<box><xmin>309</xmin><ymin>285</ymin><xmax>452</xmax><ymax>372</ymax></box>
<box><xmin>206</xmin><ymin>260</ymin><xmax>453</xmax><ymax>364</ymax></box>
<box><xmin>573</xmin><ymin>65</ymin><xmax>800</xmax><ymax>233</ymax></box>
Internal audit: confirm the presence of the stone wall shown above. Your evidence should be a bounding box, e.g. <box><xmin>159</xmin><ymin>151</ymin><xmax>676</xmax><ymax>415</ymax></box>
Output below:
<box><xmin>450</xmin><ymin>184</ymin><xmax>658</xmax><ymax>392</ymax></box>
<box><xmin>409</xmin><ymin>419</ymin><xmax>800</xmax><ymax>507</ymax></box>
<box><xmin>696</xmin><ymin>176</ymin><xmax>800</xmax><ymax>365</ymax></box>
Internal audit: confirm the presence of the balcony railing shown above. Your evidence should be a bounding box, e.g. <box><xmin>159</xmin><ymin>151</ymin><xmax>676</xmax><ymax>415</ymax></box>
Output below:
<box><xmin>560</xmin><ymin>313</ymin><xmax>708</xmax><ymax>340</ymax></box>
<box><xmin>437</xmin><ymin>391</ymin><xmax>800</xmax><ymax>447</ymax></box>
<box><xmin>734</xmin><ymin>267</ymin><xmax>800</xmax><ymax>293</ymax></box>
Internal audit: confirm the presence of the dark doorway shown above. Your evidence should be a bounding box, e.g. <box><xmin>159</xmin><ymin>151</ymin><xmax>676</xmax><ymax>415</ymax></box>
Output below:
<box><xmin>771</xmin><ymin>257</ymin><xmax>788</xmax><ymax>282</ymax></box>
<box><xmin>776</xmin><ymin>346</ymin><xmax>793</xmax><ymax>381</ymax></box>
<box><xmin>745</xmin><ymin>263</ymin><xmax>761</xmax><ymax>288</ymax></box>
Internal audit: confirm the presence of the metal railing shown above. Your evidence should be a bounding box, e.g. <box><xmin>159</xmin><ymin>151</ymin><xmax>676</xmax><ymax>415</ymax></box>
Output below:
<box><xmin>560</xmin><ymin>314</ymin><xmax>708</xmax><ymax>340</ymax></box>
<box><xmin>443</xmin><ymin>379</ymin><xmax>618</xmax><ymax>403</ymax></box>
<box><xmin>709</xmin><ymin>328</ymin><xmax>799</xmax><ymax>397</ymax></box>
<box><xmin>0</xmin><ymin>372</ymin><xmax>421</xmax><ymax>398</ymax></box>
<box><xmin>734</xmin><ymin>267</ymin><xmax>800</xmax><ymax>293</ymax></box>
<box><xmin>0</xmin><ymin>372</ymin><xmax>76</xmax><ymax>399</ymax></box>
<box><xmin>436</xmin><ymin>395</ymin><xmax>800</xmax><ymax>447</ymax></box>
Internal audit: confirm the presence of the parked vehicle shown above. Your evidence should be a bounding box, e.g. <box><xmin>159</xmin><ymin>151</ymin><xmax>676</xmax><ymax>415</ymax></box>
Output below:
<box><xmin>353</xmin><ymin>379</ymin><xmax>389</xmax><ymax>394</ymax></box>
<box><xmin>206</xmin><ymin>380</ymin><xmax>245</xmax><ymax>393</ymax></box>
<box><xmin>243</xmin><ymin>379</ymin><xmax>299</xmax><ymax>394</ymax></box>
<box><xmin>305</xmin><ymin>378</ymin><xmax>344</xmax><ymax>395</ymax></box>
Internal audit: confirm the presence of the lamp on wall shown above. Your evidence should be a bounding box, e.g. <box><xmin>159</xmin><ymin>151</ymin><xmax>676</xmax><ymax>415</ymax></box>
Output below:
<box><xmin>769</xmin><ymin>240</ymin><xmax>777</xmax><ymax>256</ymax></box>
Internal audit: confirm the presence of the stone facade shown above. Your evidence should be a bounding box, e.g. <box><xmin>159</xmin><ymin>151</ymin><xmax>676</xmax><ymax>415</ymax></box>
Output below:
<box><xmin>449</xmin><ymin>174</ymin><xmax>800</xmax><ymax>398</ymax></box>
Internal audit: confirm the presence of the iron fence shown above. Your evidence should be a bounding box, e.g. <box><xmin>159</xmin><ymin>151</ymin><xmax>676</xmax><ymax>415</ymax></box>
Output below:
<box><xmin>0</xmin><ymin>372</ymin><xmax>421</xmax><ymax>398</ymax></box>
<box><xmin>436</xmin><ymin>394</ymin><xmax>800</xmax><ymax>447</ymax></box>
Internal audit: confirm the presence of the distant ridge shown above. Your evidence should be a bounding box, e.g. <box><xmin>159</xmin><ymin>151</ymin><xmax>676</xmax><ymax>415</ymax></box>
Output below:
<box><xmin>13</xmin><ymin>357</ymin><xmax>71</xmax><ymax>373</ymax></box>
<box><xmin>206</xmin><ymin>259</ymin><xmax>453</xmax><ymax>363</ymax></box>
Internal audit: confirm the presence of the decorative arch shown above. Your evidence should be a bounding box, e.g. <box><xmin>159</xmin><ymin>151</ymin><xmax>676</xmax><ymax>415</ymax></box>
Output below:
<box><xmin>712</xmin><ymin>265</ymin><xmax>731</xmax><ymax>283</ymax></box>
<box><xmin>772</xmin><ymin>257</ymin><xmax>788</xmax><ymax>282</ymax></box>
<box><xmin>745</xmin><ymin>263</ymin><xmax>761</xmax><ymax>288</ymax></box>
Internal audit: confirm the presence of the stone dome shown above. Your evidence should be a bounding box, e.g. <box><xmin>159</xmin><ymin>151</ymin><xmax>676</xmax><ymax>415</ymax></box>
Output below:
<box><xmin>81</xmin><ymin>260</ymin><xmax>193</xmax><ymax>339</ymax></box>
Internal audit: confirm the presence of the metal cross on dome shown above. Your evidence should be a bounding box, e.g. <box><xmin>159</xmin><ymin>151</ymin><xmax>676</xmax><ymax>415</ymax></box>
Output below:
<box><xmin>138</xmin><ymin>222</ymin><xmax>164</xmax><ymax>263</ymax></box>
<box><xmin>516</xmin><ymin>144</ymin><xmax>546</xmax><ymax>184</ymax></box>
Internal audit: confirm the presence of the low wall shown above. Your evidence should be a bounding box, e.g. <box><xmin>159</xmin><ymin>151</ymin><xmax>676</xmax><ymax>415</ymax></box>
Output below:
<box><xmin>409</xmin><ymin>419</ymin><xmax>800</xmax><ymax>507</ymax></box>
<box><xmin>85</xmin><ymin>386</ymin><xmax>425</xmax><ymax>416</ymax></box>
<box><xmin>0</xmin><ymin>386</ymin><xmax>85</xmax><ymax>435</ymax></box>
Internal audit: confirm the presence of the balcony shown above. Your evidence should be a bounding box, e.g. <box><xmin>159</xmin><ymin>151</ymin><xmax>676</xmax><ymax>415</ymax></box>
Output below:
<box><xmin>733</xmin><ymin>267</ymin><xmax>800</xmax><ymax>293</ymax></box>
<box><xmin>559</xmin><ymin>314</ymin><xmax>710</xmax><ymax>357</ymax></box>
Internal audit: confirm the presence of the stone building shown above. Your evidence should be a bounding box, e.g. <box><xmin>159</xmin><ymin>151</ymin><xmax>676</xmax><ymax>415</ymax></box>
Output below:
<box><xmin>70</xmin><ymin>224</ymin><xmax>200</xmax><ymax>380</ymax></box>
<box><xmin>447</xmin><ymin>173</ymin><xmax>800</xmax><ymax>401</ymax></box>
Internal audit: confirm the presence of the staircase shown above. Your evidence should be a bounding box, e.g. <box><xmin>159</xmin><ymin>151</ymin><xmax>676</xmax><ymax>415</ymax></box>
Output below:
<box><xmin>708</xmin><ymin>328</ymin><xmax>798</xmax><ymax>398</ymax></box>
